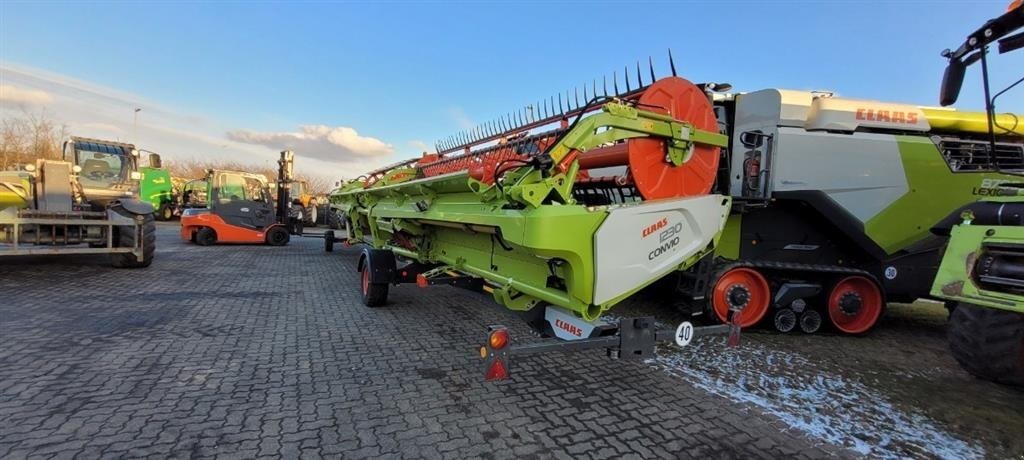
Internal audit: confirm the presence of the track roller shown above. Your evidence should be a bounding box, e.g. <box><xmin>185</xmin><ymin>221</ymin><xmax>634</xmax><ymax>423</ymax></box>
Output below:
<box><xmin>712</xmin><ymin>267</ymin><xmax>770</xmax><ymax>328</ymax></box>
<box><xmin>799</xmin><ymin>310</ymin><xmax>822</xmax><ymax>334</ymax></box>
<box><xmin>827</xmin><ymin>275</ymin><xmax>883</xmax><ymax>334</ymax></box>
<box><xmin>773</xmin><ymin>308</ymin><xmax>797</xmax><ymax>333</ymax></box>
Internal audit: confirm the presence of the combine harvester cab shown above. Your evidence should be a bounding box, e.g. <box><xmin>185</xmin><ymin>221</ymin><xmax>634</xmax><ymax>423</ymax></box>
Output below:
<box><xmin>331</xmin><ymin>61</ymin><xmax>739</xmax><ymax>378</ymax></box>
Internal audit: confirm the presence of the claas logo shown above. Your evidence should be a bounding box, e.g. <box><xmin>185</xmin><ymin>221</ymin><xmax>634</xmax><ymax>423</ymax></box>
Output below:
<box><xmin>855</xmin><ymin>108</ymin><xmax>919</xmax><ymax>125</ymax></box>
<box><xmin>480</xmin><ymin>326</ymin><xmax>510</xmax><ymax>381</ymax></box>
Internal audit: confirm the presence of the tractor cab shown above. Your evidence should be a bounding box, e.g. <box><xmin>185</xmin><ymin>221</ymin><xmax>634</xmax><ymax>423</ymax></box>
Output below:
<box><xmin>64</xmin><ymin>137</ymin><xmax>142</xmax><ymax>209</ymax></box>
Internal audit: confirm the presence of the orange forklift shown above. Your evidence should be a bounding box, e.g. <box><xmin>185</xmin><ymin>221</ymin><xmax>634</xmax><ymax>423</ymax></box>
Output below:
<box><xmin>180</xmin><ymin>150</ymin><xmax>299</xmax><ymax>246</ymax></box>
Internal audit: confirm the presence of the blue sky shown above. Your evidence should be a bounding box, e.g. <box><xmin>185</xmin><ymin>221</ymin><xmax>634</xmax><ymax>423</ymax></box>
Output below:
<box><xmin>1</xmin><ymin>1</ymin><xmax>1021</xmax><ymax>178</ymax></box>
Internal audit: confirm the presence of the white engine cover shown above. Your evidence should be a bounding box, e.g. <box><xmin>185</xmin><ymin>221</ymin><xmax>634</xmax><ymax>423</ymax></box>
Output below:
<box><xmin>592</xmin><ymin>194</ymin><xmax>729</xmax><ymax>305</ymax></box>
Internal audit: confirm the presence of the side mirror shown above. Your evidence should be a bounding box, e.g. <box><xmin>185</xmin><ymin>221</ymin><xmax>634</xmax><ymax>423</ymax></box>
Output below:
<box><xmin>940</xmin><ymin>59</ymin><xmax>966</xmax><ymax>106</ymax></box>
<box><xmin>149</xmin><ymin>153</ymin><xmax>162</xmax><ymax>169</ymax></box>
<box><xmin>739</xmin><ymin>131</ymin><xmax>764</xmax><ymax>148</ymax></box>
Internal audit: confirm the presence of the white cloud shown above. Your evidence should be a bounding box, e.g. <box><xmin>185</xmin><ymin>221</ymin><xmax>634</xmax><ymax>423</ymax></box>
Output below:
<box><xmin>72</xmin><ymin>122</ymin><xmax>122</xmax><ymax>133</ymax></box>
<box><xmin>0</xmin><ymin>62</ymin><xmax>397</xmax><ymax>180</ymax></box>
<box><xmin>447</xmin><ymin>107</ymin><xmax>475</xmax><ymax>130</ymax></box>
<box><xmin>407</xmin><ymin>140</ymin><xmax>431</xmax><ymax>153</ymax></box>
<box><xmin>227</xmin><ymin>125</ymin><xmax>392</xmax><ymax>164</ymax></box>
<box><xmin>0</xmin><ymin>84</ymin><xmax>53</xmax><ymax>106</ymax></box>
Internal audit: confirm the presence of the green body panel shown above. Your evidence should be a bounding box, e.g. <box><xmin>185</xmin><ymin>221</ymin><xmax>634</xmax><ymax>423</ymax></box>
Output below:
<box><xmin>865</xmin><ymin>136</ymin><xmax>1022</xmax><ymax>254</ymax></box>
<box><xmin>334</xmin><ymin>101</ymin><xmax>730</xmax><ymax>320</ymax></box>
<box><xmin>931</xmin><ymin>222</ymin><xmax>1024</xmax><ymax>314</ymax></box>
<box><xmin>139</xmin><ymin>167</ymin><xmax>174</xmax><ymax>208</ymax></box>
<box><xmin>716</xmin><ymin>213</ymin><xmax>742</xmax><ymax>260</ymax></box>
<box><xmin>343</xmin><ymin>182</ymin><xmax>608</xmax><ymax>318</ymax></box>
<box><xmin>0</xmin><ymin>171</ymin><xmax>33</xmax><ymax>211</ymax></box>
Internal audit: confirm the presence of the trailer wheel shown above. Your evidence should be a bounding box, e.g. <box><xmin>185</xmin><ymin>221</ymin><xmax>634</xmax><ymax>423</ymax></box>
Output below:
<box><xmin>195</xmin><ymin>227</ymin><xmax>217</xmax><ymax>246</ymax></box>
<box><xmin>948</xmin><ymin>303</ymin><xmax>1024</xmax><ymax>387</ymax></box>
<box><xmin>110</xmin><ymin>207</ymin><xmax>156</xmax><ymax>268</ymax></box>
<box><xmin>361</xmin><ymin>264</ymin><xmax>389</xmax><ymax>307</ymax></box>
<box><xmin>826</xmin><ymin>276</ymin><xmax>883</xmax><ymax>334</ymax></box>
<box><xmin>265</xmin><ymin>226</ymin><xmax>290</xmax><ymax>246</ymax></box>
<box><xmin>324</xmin><ymin>230</ymin><xmax>335</xmax><ymax>252</ymax></box>
<box><xmin>711</xmin><ymin>267</ymin><xmax>770</xmax><ymax>328</ymax></box>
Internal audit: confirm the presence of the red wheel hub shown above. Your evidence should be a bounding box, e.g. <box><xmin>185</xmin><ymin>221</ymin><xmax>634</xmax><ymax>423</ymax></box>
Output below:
<box><xmin>827</xmin><ymin>276</ymin><xmax>883</xmax><ymax>334</ymax></box>
<box><xmin>712</xmin><ymin>267</ymin><xmax>770</xmax><ymax>328</ymax></box>
<box><xmin>361</xmin><ymin>267</ymin><xmax>370</xmax><ymax>295</ymax></box>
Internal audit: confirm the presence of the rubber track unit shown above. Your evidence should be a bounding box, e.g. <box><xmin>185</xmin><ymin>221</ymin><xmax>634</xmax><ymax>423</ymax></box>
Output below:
<box><xmin>708</xmin><ymin>260</ymin><xmax>881</xmax><ymax>314</ymax></box>
<box><xmin>948</xmin><ymin>303</ymin><xmax>1024</xmax><ymax>387</ymax></box>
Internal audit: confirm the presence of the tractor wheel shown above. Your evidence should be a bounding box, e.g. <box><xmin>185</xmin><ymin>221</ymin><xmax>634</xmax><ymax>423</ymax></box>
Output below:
<box><xmin>327</xmin><ymin>208</ymin><xmax>342</xmax><ymax>230</ymax></box>
<box><xmin>826</xmin><ymin>276</ymin><xmax>883</xmax><ymax>334</ymax></box>
<box><xmin>110</xmin><ymin>206</ymin><xmax>156</xmax><ymax>268</ymax></box>
<box><xmin>195</xmin><ymin>227</ymin><xmax>217</xmax><ymax>246</ymax></box>
<box><xmin>265</xmin><ymin>226</ymin><xmax>290</xmax><ymax>246</ymax></box>
<box><xmin>324</xmin><ymin>230</ymin><xmax>335</xmax><ymax>252</ymax></box>
<box><xmin>157</xmin><ymin>203</ymin><xmax>174</xmax><ymax>221</ymax></box>
<box><xmin>360</xmin><ymin>264</ymin><xmax>388</xmax><ymax>307</ymax></box>
<box><xmin>711</xmin><ymin>267</ymin><xmax>770</xmax><ymax>328</ymax></box>
<box><xmin>948</xmin><ymin>303</ymin><xmax>1024</xmax><ymax>387</ymax></box>
<box><xmin>303</xmin><ymin>204</ymin><xmax>317</xmax><ymax>227</ymax></box>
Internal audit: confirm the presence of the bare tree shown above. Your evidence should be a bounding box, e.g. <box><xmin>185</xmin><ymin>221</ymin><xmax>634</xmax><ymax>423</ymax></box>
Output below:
<box><xmin>0</xmin><ymin>110</ymin><xmax>67</xmax><ymax>169</ymax></box>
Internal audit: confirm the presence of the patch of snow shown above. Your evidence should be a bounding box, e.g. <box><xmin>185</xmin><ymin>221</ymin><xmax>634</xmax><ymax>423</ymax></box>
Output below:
<box><xmin>647</xmin><ymin>338</ymin><xmax>983</xmax><ymax>459</ymax></box>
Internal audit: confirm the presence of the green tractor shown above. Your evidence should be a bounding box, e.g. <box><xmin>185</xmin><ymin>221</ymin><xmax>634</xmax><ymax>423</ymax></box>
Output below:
<box><xmin>139</xmin><ymin>153</ymin><xmax>175</xmax><ymax>221</ymax></box>
<box><xmin>930</xmin><ymin>3</ymin><xmax>1024</xmax><ymax>386</ymax></box>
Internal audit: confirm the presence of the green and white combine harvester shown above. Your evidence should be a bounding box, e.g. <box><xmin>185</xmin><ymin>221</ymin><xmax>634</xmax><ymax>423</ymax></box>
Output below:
<box><xmin>0</xmin><ymin>137</ymin><xmax>157</xmax><ymax>267</ymax></box>
<box><xmin>929</xmin><ymin>3</ymin><xmax>1024</xmax><ymax>386</ymax></box>
<box><xmin>331</xmin><ymin>36</ymin><xmax>1022</xmax><ymax>381</ymax></box>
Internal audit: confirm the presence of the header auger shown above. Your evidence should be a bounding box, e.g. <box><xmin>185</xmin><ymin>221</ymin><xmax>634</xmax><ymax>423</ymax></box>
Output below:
<box><xmin>330</xmin><ymin>59</ymin><xmax>736</xmax><ymax>376</ymax></box>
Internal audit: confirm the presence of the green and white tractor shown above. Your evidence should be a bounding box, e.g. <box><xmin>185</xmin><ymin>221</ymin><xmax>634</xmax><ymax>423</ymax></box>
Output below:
<box><xmin>0</xmin><ymin>157</ymin><xmax>156</xmax><ymax>268</ymax></box>
<box><xmin>929</xmin><ymin>3</ymin><xmax>1024</xmax><ymax>386</ymax></box>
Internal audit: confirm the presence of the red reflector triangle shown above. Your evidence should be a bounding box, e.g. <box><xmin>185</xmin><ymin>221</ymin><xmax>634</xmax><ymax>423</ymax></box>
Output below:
<box><xmin>485</xmin><ymin>359</ymin><xmax>508</xmax><ymax>381</ymax></box>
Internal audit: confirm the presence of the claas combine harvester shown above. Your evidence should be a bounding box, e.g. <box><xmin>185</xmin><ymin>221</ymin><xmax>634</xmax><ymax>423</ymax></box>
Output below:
<box><xmin>332</xmin><ymin>58</ymin><xmax>739</xmax><ymax>378</ymax></box>
<box><xmin>332</xmin><ymin>39</ymin><xmax>1024</xmax><ymax>382</ymax></box>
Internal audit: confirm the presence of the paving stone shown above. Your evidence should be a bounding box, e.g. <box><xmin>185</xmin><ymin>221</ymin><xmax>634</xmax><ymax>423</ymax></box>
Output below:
<box><xmin>0</xmin><ymin>224</ymin><xmax>849</xmax><ymax>459</ymax></box>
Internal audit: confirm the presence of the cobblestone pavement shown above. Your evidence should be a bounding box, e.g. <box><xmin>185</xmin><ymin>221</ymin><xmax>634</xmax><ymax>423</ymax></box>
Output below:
<box><xmin>2</xmin><ymin>223</ymin><xmax>864</xmax><ymax>458</ymax></box>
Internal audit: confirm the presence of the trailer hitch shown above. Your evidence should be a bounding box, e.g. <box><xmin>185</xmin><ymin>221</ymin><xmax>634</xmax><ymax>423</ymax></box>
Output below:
<box><xmin>480</xmin><ymin>318</ymin><xmax>731</xmax><ymax>381</ymax></box>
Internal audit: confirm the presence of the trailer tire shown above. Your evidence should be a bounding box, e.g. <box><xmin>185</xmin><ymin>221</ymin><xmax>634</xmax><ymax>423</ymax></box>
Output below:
<box><xmin>948</xmin><ymin>303</ymin><xmax>1024</xmax><ymax>387</ymax></box>
<box><xmin>324</xmin><ymin>230</ymin><xmax>335</xmax><ymax>252</ymax></box>
<box><xmin>361</xmin><ymin>264</ymin><xmax>389</xmax><ymax>307</ymax></box>
<box><xmin>110</xmin><ymin>207</ymin><xmax>156</xmax><ymax>268</ymax></box>
<box><xmin>195</xmin><ymin>227</ymin><xmax>217</xmax><ymax>246</ymax></box>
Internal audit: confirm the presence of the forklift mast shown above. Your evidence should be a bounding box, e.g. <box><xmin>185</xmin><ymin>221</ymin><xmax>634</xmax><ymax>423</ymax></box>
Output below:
<box><xmin>276</xmin><ymin>150</ymin><xmax>294</xmax><ymax>224</ymax></box>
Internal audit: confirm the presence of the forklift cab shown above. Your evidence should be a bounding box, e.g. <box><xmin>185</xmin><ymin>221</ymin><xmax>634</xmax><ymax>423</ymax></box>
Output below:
<box><xmin>209</xmin><ymin>171</ymin><xmax>274</xmax><ymax>229</ymax></box>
